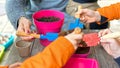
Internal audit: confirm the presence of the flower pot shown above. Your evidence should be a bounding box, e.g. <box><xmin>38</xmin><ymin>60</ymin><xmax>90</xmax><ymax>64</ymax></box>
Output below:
<box><xmin>63</xmin><ymin>58</ymin><xmax>99</xmax><ymax>68</ymax></box>
<box><xmin>15</xmin><ymin>40</ymin><xmax>31</xmax><ymax>57</ymax></box>
<box><xmin>33</xmin><ymin>10</ymin><xmax>64</xmax><ymax>46</ymax></box>
<box><xmin>72</xmin><ymin>47</ymin><xmax>90</xmax><ymax>58</ymax></box>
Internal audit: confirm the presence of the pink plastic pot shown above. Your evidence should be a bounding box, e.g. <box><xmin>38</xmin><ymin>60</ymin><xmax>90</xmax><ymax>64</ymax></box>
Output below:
<box><xmin>72</xmin><ymin>52</ymin><xmax>90</xmax><ymax>58</ymax></box>
<box><xmin>63</xmin><ymin>58</ymin><xmax>99</xmax><ymax>68</ymax></box>
<box><xmin>73</xmin><ymin>47</ymin><xmax>90</xmax><ymax>58</ymax></box>
<box><xmin>33</xmin><ymin>10</ymin><xmax>64</xmax><ymax>46</ymax></box>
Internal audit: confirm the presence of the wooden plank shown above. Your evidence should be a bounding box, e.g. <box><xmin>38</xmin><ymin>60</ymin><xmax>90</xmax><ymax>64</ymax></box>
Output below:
<box><xmin>0</xmin><ymin>38</ymin><xmax>45</xmax><ymax>65</ymax></box>
<box><xmin>30</xmin><ymin>39</ymin><xmax>45</xmax><ymax>56</ymax></box>
<box><xmin>0</xmin><ymin>38</ymin><xmax>28</xmax><ymax>65</ymax></box>
<box><xmin>0</xmin><ymin>30</ymin><xmax>119</xmax><ymax>68</ymax></box>
<box><xmin>90</xmin><ymin>45</ymin><xmax>119</xmax><ymax>68</ymax></box>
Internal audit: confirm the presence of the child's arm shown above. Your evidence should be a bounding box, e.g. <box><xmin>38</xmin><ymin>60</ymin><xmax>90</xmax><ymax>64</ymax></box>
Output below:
<box><xmin>99</xmin><ymin>29</ymin><xmax>120</xmax><ymax>66</ymax></box>
<box><xmin>0</xmin><ymin>66</ymin><xmax>8</xmax><ymax>68</ymax></box>
<box><xmin>20</xmin><ymin>37</ymin><xmax>75</xmax><ymax>68</ymax></box>
<box><xmin>97</xmin><ymin>2</ymin><xmax>120</xmax><ymax>22</ymax></box>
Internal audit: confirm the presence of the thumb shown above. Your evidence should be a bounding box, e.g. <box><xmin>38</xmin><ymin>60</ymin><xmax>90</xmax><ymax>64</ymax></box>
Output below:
<box><xmin>72</xmin><ymin>33</ymin><xmax>83</xmax><ymax>40</ymax></box>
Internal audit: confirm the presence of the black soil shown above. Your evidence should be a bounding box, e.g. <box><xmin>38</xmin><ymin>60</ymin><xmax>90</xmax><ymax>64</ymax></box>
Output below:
<box><xmin>75</xmin><ymin>47</ymin><xmax>90</xmax><ymax>54</ymax></box>
<box><xmin>79</xmin><ymin>40</ymin><xmax>87</xmax><ymax>47</ymax></box>
<box><xmin>36</xmin><ymin>16</ymin><xmax>60</xmax><ymax>22</ymax></box>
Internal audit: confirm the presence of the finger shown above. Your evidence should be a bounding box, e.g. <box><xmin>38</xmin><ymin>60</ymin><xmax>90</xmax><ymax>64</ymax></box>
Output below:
<box><xmin>100</xmin><ymin>38</ymin><xmax>109</xmax><ymax>42</ymax></box>
<box><xmin>24</xmin><ymin>25</ymin><xmax>31</xmax><ymax>34</ymax></box>
<box><xmin>80</xmin><ymin>16</ymin><xmax>85</xmax><ymax>21</ymax></box>
<box><xmin>80</xmin><ymin>17</ymin><xmax>87</xmax><ymax>23</ymax></box>
<box><xmin>75</xmin><ymin>9</ymin><xmax>84</xmax><ymax>17</ymax></box>
<box><xmin>101</xmin><ymin>29</ymin><xmax>111</xmax><ymax>36</ymax></box>
<box><xmin>80</xmin><ymin>19</ymin><xmax>86</xmax><ymax>23</ymax></box>
<box><xmin>98</xmin><ymin>30</ymin><xmax>104</xmax><ymax>37</ymax></box>
<box><xmin>17</xmin><ymin>27</ymin><xmax>24</xmax><ymax>33</ymax></box>
<box><xmin>81</xmin><ymin>15</ymin><xmax>90</xmax><ymax>24</ymax></box>
<box><xmin>14</xmin><ymin>62</ymin><xmax>22</xmax><ymax>66</ymax></box>
<box><xmin>31</xmin><ymin>30</ymin><xmax>37</xmax><ymax>34</ymax></box>
<box><xmin>81</xmin><ymin>9</ymin><xmax>89</xmax><ymax>14</ymax></box>
<box><xmin>100</xmin><ymin>38</ymin><xmax>111</xmax><ymax>47</ymax></box>
<box><xmin>99</xmin><ymin>29</ymin><xmax>107</xmax><ymax>37</ymax></box>
<box><xmin>23</xmin><ymin>21</ymin><xmax>32</xmax><ymax>34</ymax></box>
<box><xmin>68</xmin><ymin>33</ymin><xmax>83</xmax><ymax>40</ymax></box>
<box><xmin>86</xmin><ymin>18</ymin><xmax>96</xmax><ymax>23</ymax></box>
<box><xmin>79</xmin><ymin>11</ymin><xmax>88</xmax><ymax>21</ymax></box>
<box><xmin>73</xmin><ymin>33</ymin><xmax>84</xmax><ymax>40</ymax></box>
<box><xmin>17</xmin><ymin>23</ymin><xmax>25</xmax><ymax>32</ymax></box>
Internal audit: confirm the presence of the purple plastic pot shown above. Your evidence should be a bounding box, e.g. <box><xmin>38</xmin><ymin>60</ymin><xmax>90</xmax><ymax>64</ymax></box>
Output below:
<box><xmin>63</xmin><ymin>58</ymin><xmax>99</xmax><ymax>68</ymax></box>
<box><xmin>33</xmin><ymin>10</ymin><xmax>64</xmax><ymax>46</ymax></box>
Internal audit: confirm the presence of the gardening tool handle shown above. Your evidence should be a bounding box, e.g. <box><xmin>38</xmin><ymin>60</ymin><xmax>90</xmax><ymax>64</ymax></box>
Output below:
<box><xmin>74</xmin><ymin>27</ymin><xmax>82</xmax><ymax>34</ymax></box>
<box><xmin>74</xmin><ymin>27</ymin><xmax>88</xmax><ymax>47</ymax></box>
<box><xmin>101</xmin><ymin>32</ymin><xmax>120</xmax><ymax>39</ymax></box>
<box><xmin>16</xmin><ymin>31</ymin><xmax>40</xmax><ymax>38</ymax></box>
<box><xmin>75</xmin><ymin>5</ymin><xmax>82</xmax><ymax>18</ymax></box>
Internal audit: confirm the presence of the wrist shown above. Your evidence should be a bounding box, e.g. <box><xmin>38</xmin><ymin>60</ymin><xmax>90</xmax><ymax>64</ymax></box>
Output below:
<box><xmin>18</xmin><ymin>16</ymin><xmax>31</xmax><ymax>26</ymax></box>
<box><xmin>65</xmin><ymin>36</ymin><xmax>77</xmax><ymax>50</ymax></box>
<box><xmin>95</xmin><ymin>11</ymin><xmax>101</xmax><ymax>22</ymax></box>
<box><xmin>19</xmin><ymin>16</ymin><xmax>27</xmax><ymax>22</ymax></box>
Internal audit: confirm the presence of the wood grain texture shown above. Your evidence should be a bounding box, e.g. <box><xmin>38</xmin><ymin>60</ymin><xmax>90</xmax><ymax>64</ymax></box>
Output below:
<box><xmin>89</xmin><ymin>45</ymin><xmax>119</xmax><ymax>68</ymax></box>
<box><xmin>1</xmin><ymin>31</ymin><xmax>119</xmax><ymax>68</ymax></box>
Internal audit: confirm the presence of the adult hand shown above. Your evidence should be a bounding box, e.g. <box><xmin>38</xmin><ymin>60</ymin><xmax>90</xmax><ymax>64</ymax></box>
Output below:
<box><xmin>65</xmin><ymin>31</ymin><xmax>83</xmax><ymax>49</ymax></box>
<box><xmin>9</xmin><ymin>62</ymin><xmax>22</xmax><ymax>68</ymax></box>
<box><xmin>75</xmin><ymin>9</ymin><xmax>101</xmax><ymax>23</ymax></box>
<box><xmin>17</xmin><ymin>17</ymin><xmax>35</xmax><ymax>42</ymax></box>
<box><xmin>99</xmin><ymin>29</ymin><xmax>120</xmax><ymax>58</ymax></box>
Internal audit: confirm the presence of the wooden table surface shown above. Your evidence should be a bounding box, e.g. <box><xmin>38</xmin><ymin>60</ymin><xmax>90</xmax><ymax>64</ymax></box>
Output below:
<box><xmin>0</xmin><ymin>30</ymin><xmax>119</xmax><ymax>68</ymax></box>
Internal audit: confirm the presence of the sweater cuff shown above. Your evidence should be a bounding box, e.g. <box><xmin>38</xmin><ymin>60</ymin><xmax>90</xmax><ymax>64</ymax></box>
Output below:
<box><xmin>53</xmin><ymin>36</ymin><xmax>75</xmax><ymax>52</ymax></box>
<box><xmin>96</xmin><ymin>15</ymin><xmax>108</xmax><ymax>25</ymax></box>
<box><xmin>114</xmin><ymin>57</ymin><xmax>120</xmax><ymax>66</ymax></box>
<box><xmin>0</xmin><ymin>65</ymin><xmax>9</xmax><ymax>68</ymax></box>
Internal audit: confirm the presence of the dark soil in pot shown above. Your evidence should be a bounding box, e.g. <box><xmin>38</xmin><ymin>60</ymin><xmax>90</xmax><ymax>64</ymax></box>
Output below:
<box><xmin>36</xmin><ymin>16</ymin><xmax>60</xmax><ymax>22</ymax></box>
<box><xmin>75</xmin><ymin>47</ymin><xmax>90</xmax><ymax>54</ymax></box>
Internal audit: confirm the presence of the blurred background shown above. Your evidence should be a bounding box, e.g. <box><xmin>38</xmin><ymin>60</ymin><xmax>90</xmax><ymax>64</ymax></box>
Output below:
<box><xmin>0</xmin><ymin>0</ymin><xmax>15</xmax><ymax>34</ymax></box>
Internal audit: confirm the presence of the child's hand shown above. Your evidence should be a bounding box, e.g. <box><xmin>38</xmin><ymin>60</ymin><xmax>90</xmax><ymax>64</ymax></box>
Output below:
<box><xmin>65</xmin><ymin>30</ymin><xmax>83</xmax><ymax>49</ymax></box>
<box><xmin>17</xmin><ymin>17</ymin><xmax>35</xmax><ymax>42</ymax></box>
<box><xmin>9</xmin><ymin>62</ymin><xmax>22</xmax><ymax>68</ymax></box>
<box><xmin>98</xmin><ymin>29</ymin><xmax>111</xmax><ymax>37</ymax></box>
<box><xmin>75</xmin><ymin>9</ymin><xmax>101</xmax><ymax>23</ymax></box>
<box><xmin>99</xmin><ymin>29</ymin><xmax>120</xmax><ymax>58</ymax></box>
<box><xmin>100</xmin><ymin>38</ymin><xmax>120</xmax><ymax>58</ymax></box>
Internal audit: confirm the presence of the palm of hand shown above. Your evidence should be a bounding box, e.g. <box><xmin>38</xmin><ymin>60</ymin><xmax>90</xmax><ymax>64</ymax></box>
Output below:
<box><xmin>101</xmin><ymin>39</ymin><xmax>120</xmax><ymax>58</ymax></box>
